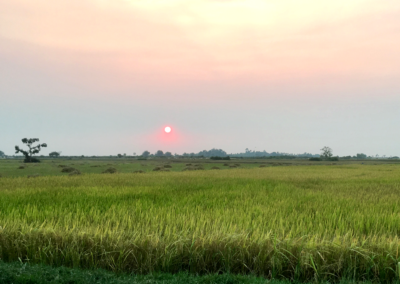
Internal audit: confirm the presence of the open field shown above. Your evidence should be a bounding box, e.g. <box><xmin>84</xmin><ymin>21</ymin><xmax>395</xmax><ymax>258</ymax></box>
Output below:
<box><xmin>0</xmin><ymin>157</ymin><xmax>399</xmax><ymax>178</ymax></box>
<box><xmin>1</xmin><ymin>160</ymin><xmax>400</xmax><ymax>282</ymax></box>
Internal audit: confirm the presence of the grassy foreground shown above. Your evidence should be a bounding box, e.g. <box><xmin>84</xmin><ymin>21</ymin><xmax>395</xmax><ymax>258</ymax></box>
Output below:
<box><xmin>1</xmin><ymin>164</ymin><xmax>400</xmax><ymax>282</ymax></box>
<box><xmin>2</xmin><ymin>262</ymin><xmax>397</xmax><ymax>284</ymax></box>
<box><xmin>0</xmin><ymin>261</ymin><xmax>273</xmax><ymax>284</ymax></box>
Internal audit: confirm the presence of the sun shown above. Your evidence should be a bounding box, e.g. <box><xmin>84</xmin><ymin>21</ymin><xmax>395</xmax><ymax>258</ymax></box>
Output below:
<box><xmin>164</xmin><ymin>126</ymin><xmax>171</xmax><ymax>133</ymax></box>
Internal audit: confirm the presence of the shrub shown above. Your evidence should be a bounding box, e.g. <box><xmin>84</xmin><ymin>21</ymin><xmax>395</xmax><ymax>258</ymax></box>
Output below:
<box><xmin>102</xmin><ymin>168</ymin><xmax>117</xmax><ymax>174</ymax></box>
<box><xmin>133</xmin><ymin>170</ymin><xmax>145</xmax><ymax>174</ymax></box>
<box><xmin>163</xmin><ymin>165</ymin><xmax>172</xmax><ymax>168</ymax></box>
<box><xmin>328</xmin><ymin>157</ymin><xmax>339</xmax><ymax>161</ymax></box>
<box><xmin>210</xmin><ymin>156</ymin><xmax>230</xmax><ymax>160</ymax></box>
<box><xmin>309</xmin><ymin>158</ymin><xmax>322</xmax><ymax>161</ymax></box>
<box><xmin>18</xmin><ymin>165</ymin><xmax>25</xmax><ymax>169</ymax></box>
<box><xmin>69</xmin><ymin>170</ymin><xmax>81</xmax><ymax>176</ymax></box>
<box><xmin>24</xmin><ymin>157</ymin><xmax>40</xmax><ymax>163</ymax></box>
<box><xmin>211</xmin><ymin>167</ymin><xmax>220</xmax><ymax>170</ymax></box>
<box><xmin>61</xmin><ymin>167</ymin><xmax>78</xmax><ymax>173</ymax></box>
<box><xmin>183</xmin><ymin>166</ymin><xmax>203</xmax><ymax>171</ymax></box>
<box><xmin>259</xmin><ymin>165</ymin><xmax>267</xmax><ymax>168</ymax></box>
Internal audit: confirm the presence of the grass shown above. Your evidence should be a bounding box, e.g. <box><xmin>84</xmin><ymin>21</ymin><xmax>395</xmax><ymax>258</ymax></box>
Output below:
<box><xmin>1</xmin><ymin>157</ymin><xmax>396</xmax><ymax>178</ymax></box>
<box><xmin>0</xmin><ymin>261</ymin><xmax>275</xmax><ymax>284</ymax></box>
<box><xmin>0</xmin><ymin>158</ymin><xmax>265</xmax><ymax>177</ymax></box>
<box><xmin>1</xmin><ymin>161</ymin><xmax>400</xmax><ymax>282</ymax></box>
<box><xmin>3</xmin><ymin>262</ymin><xmax>398</xmax><ymax>284</ymax></box>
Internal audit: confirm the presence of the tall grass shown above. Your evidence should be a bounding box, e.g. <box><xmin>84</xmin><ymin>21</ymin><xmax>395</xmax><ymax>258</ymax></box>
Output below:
<box><xmin>1</xmin><ymin>165</ymin><xmax>400</xmax><ymax>282</ymax></box>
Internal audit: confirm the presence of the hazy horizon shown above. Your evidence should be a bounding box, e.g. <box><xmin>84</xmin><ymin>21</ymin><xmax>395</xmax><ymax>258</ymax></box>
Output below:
<box><xmin>1</xmin><ymin>0</ymin><xmax>399</xmax><ymax>157</ymax></box>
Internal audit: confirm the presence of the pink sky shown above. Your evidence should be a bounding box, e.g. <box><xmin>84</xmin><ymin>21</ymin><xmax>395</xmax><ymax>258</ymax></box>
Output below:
<box><xmin>1</xmin><ymin>0</ymin><xmax>400</xmax><ymax>156</ymax></box>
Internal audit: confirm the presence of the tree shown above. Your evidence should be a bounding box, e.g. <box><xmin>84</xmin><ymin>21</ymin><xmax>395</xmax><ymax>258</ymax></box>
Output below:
<box><xmin>142</xmin><ymin>151</ymin><xmax>150</xmax><ymax>158</ymax></box>
<box><xmin>155</xmin><ymin>150</ymin><xmax>164</xmax><ymax>157</ymax></box>
<box><xmin>15</xmin><ymin>138</ymin><xmax>47</xmax><ymax>163</ymax></box>
<box><xmin>49</xmin><ymin>151</ymin><xmax>61</xmax><ymax>158</ymax></box>
<box><xmin>0</xmin><ymin>150</ymin><xmax>4</xmax><ymax>157</ymax></box>
<box><xmin>356</xmin><ymin>153</ymin><xmax>367</xmax><ymax>159</ymax></box>
<box><xmin>165</xmin><ymin>151</ymin><xmax>172</xmax><ymax>157</ymax></box>
<box><xmin>117</xmin><ymin>154</ymin><xmax>123</xmax><ymax>158</ymax></box>
<box><xmin>320</xmin><ymin>146</ymin><xmax>333</xmax><ymax>159</ymax></box>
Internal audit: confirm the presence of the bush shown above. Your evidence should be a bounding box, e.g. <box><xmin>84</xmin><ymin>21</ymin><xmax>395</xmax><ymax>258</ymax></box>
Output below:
<box><xmin>61</xmin><ymin>167</ymin><xmax>78</xmax><ymax>173</ymax></box>
<box><xmin>210</xmin><ymin>156</ymin><xmax>230</xmax><ymax>160</ymax></box>
<box><xmin>103</xmin><ymin>168</ymin><xmax>117</xmax><ymax>174</ymax></box>
<box><xmin>24</xmin><ymin>157</ymin><xmax>40</xmax><ymax>163</ymax></box>
<box><xmin>328</xmin><ymin>157</ymin><xmax>339</xmax><ymax>161</ymax></box>
<box><xmin>69</xmin><ymin>170</ymin><xmax>81</xmax><ymax>176</ymax></box>
<box><xmin>309</xmin><ymin>158</ymin><xmax>322</xmax><ymax>161</ymax></box>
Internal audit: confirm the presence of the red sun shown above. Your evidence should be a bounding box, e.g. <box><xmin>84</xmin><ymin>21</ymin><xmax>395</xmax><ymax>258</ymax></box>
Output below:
<box><xmin>164</xmin><ymin>126</ymin><xmax>172</xmax><ymax>133</ymax></box>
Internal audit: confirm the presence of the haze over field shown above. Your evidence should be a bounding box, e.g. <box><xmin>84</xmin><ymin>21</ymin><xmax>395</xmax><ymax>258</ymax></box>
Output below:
<box><xmin>1</xmin><ymin>0</ymin><xmax>399</xmax><ymax>156</ymax></box>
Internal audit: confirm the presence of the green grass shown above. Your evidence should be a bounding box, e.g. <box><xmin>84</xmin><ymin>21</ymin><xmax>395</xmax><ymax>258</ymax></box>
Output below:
<box><xmin>0</xmin><ymin>261</ymin><xmax>275</xmax><ymax>284</ymax></box>
<box><xmin>1</xmin><ymin>261</ymin><xmax>397</xmax><ymax>284</ymax></box>
<box><xmin>0</xmin><ymin>158</ymin><xmax>262</xmax><ymax>177</ymax></box>
<box><xmin>1</xmin><ymin>162</ymin><xmax>400</xmax><ymax>282</ymax></box>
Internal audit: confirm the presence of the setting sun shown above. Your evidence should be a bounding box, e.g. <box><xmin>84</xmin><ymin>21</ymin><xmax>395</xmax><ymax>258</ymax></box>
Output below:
<box><xmin>164</xmin><ymin>126</ymin><xmax>171</xmax><ymax>133</ymax></box>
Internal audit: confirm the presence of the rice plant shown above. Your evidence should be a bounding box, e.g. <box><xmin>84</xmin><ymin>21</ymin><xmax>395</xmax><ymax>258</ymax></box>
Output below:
<box><xmin>0</xmin><ymin>164</ymin><xmax>400</xmax><ymax>282</ymax></box>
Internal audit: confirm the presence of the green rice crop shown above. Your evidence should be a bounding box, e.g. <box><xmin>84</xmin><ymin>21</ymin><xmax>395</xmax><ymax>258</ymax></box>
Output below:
<box><xmin>1</xmin><ymin>164</ymin><xmax>400</xmax><ymax>282</ymax></box>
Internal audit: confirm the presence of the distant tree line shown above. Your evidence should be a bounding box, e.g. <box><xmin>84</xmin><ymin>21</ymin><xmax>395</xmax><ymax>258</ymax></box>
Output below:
<box><xmin>136</xmin><ymin>148</ymin><xmax>318</xmax><ymax>158</ymax></box>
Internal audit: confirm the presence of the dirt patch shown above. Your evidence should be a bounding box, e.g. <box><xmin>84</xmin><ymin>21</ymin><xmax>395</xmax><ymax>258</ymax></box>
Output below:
<box><xmin>211</xmin><ymin>166</ymin><xmax>220</xmax><ymax>170</ymax></box>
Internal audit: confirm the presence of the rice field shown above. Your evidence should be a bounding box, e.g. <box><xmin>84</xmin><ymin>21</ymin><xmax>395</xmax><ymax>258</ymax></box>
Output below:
<box><xmin>1</xmin><ymin>162</ymin><xmax>400</xmax><ymax>282</ymax></box>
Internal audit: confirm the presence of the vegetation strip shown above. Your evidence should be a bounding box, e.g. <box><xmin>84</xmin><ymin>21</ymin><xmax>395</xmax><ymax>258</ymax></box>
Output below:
<box><xmin>1</xmin><ymin>261</ymin><xmax>396</xmax><ymax>284</ymax></box>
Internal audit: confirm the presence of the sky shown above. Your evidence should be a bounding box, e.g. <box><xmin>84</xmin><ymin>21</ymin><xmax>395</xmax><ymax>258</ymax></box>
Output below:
<box><xmin>1</xmin><ymin>0</ymin><xmax>400</xmax><ymax>156</ymax></box>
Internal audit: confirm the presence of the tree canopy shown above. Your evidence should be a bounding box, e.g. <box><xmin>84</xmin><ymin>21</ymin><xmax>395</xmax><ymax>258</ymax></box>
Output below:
<box><xmin>15</xmin><ymin>138</ymin><xmax>47</xmax><ymax>163</ymax></box>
